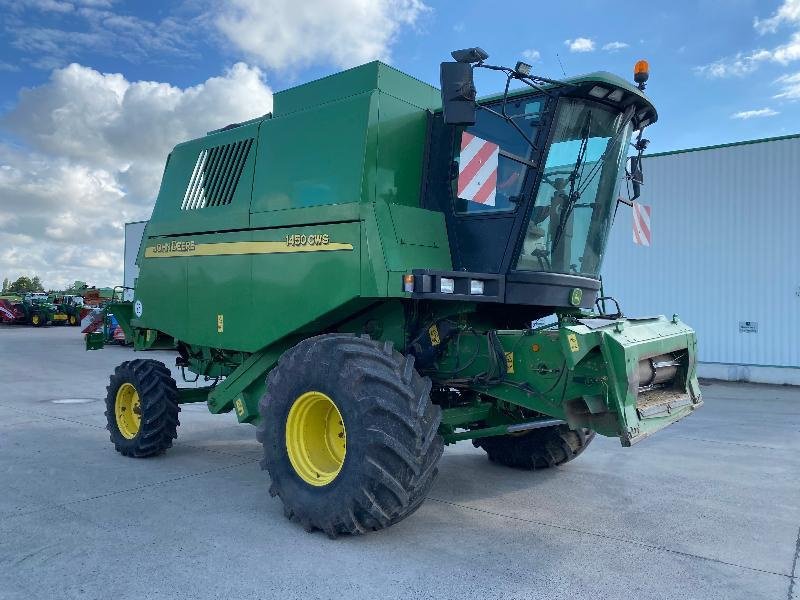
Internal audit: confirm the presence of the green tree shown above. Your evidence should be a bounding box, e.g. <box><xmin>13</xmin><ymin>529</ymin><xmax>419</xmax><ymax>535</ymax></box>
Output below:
<box><xmin>69</xmin><ymin>280</ymin><xmax>88</xmax><ymax>292</ymax></box>
<box><xmin>8</xmin><ymin>276</ymin><xmax>33</xmax><ymax>294</ymax></box>
<box><xmin>7</xmin><ymin>276</ymin><xmax>45</xmax><ymax>294</ymax></box>
<box><xmin>1</xmin><ymin>278</ymin><xmax>8</xmax><ymax>293</ymax></box>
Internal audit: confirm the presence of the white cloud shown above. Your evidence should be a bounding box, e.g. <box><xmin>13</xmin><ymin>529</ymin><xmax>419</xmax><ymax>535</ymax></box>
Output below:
<box><xmin>771</xmin><ymin>31</ymin><xmax>800</xmax><ymax>63</ymax></box>
<box><xmin>695</xmin><ymin>38</ymin><xmax>800</xmax><ymax>77</ymax></box>
<box><xmin>697</xmin><ymin>2</ymin><xmax>800</xmax><ymax>78</ymax></box>
<box><xmin>694</xmin><ymin>49</ymin><xmax>771</xmax><ymax>78</ymax></box>
<box><xmin>521</xmin><ymin>49</ymin><xmax>540</xmax><ymax>62</ymax></box>
<box><xmin>215</xmin><ymin>0</ymin><xmax>430</xmax><ymax>70</ymax></box>
<box><xmin>3</xmin><ymin>2</ymin><xmax>199</xmax><ymax>69</ymax></box>
<box><xmin>602</xmin><ymin>41</ymin><xmax>629</xmax><ymax>51</ymax></box>
<box><xmin>0</xmin><ymin>63</ymin><xmax>273</xmax><ymax>289</ymax></box>
<box><xmin>730</xmin><ymin>107</ymin><xmax>779</xmax><ymax>119</ymax></box>
<box><xmin>755</xmin><ymin>0</ymin><xmax>800</xmax><ymax>34</ymax></box>
<box><xmin>774</xmin><ymin>71</ymin><xmax>800</xmax><ymax>98</ymax></box>
<box><xmin>565</xmin><ymin>37</ymin><xmax>595</xmax><ymax>53</ymax></box>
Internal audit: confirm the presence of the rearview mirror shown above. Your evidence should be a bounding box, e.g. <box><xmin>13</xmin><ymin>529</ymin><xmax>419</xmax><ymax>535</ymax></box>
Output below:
<box><xmin>629</xmin><ymin>156</ymin><xmax>643</xmax><ymax>201</ymax></box>
<box><xmin>440</xmin><ymin>62</ymin><xmax>477</xmax><ymax>125</ymax></box>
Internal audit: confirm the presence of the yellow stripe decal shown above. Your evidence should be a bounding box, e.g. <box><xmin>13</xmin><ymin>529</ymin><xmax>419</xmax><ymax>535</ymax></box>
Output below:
<box><xmin>144</xmin><ymin>241</ymin><xmax>353</xmax><ymax>258</ymax></box>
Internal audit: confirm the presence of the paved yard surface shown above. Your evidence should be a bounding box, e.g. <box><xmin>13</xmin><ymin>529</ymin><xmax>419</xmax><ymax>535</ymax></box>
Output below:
<box><xmin>1</xmin><ymin>326</ymin><xmax>798</xmax><ymax>600</ymax></box>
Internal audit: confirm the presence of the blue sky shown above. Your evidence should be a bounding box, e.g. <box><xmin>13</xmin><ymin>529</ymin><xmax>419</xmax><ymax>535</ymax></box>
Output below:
<box><xmin>0</xmin><ymin>0</ymin><xmax>798</xmax><ymax>288</ymax></box>
<box><xmin>2</xmin><ymin>0</ymin><xmax>798</xmax><ymax>151</ymax></box>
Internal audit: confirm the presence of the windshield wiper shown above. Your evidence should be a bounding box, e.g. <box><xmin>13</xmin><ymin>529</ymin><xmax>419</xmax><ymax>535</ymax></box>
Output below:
<box><xmin>551</xmin><ymin>111</ymin><xmax>592</xmax><ymax>252</ymax></box>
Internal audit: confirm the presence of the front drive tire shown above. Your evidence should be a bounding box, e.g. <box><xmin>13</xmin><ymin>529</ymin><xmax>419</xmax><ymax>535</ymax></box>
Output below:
<box><xmin>104</xmin><ymin>359</ymin><xmax>180</xmax><ymax>457</ymax></box>
<box><xmin>258</xmin><ymin>334</ymin><xmax>444</xmax><ymax>537</ymax></box>
<box><xmin>473</xmin><ymin>425</ymin><xmax>594</xmax><ymax>470</ymax></box>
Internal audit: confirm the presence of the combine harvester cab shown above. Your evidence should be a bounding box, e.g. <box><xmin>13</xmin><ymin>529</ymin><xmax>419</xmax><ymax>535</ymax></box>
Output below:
<box><xmin>90</xmin><ymin>51</ymin><xmax>701</xmax><ymax>536</ymax></box>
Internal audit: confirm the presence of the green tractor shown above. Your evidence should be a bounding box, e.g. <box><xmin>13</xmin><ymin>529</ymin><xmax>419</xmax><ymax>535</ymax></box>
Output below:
<box><xmin>21</xmin><ymin>294</ymin><xmax>58</xmax><ymax>327</ymax></box>
<box><xmin>89</xmin><ymin>51</ymin><xmax>701</xmax><ymax>536</ymax></box>
<box><xmin>51</xmin><ymin>294</ymin><xmax>85</xmax><ymax>326</ymax></box>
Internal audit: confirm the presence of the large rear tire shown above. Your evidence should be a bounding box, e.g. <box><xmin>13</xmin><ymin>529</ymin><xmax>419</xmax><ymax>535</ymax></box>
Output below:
<box><xmin>258</xmin><ymin>334</ymin><xmax>443</xmax><ymax>537</ymax></box>
<box><xmin>104</xmin><ymin>359</ymin><xmax>180</xmax><ymax>457</ymax></box>
<box><xmin>473</xmin><ymin>425</ymin><xmax>594</xmax><ymax>469</ymax></box>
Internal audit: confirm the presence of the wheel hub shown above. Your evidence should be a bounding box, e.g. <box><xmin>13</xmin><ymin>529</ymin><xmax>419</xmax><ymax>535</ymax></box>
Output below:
<box><xmin>285</xmin><ymin>391</ymin><xmax>346</xmax><ymax>486</ymax></box>
<box><xmin>115</xmin><ymin>382</ymin><xmax>141</xmax><ymax>439</ymax></box>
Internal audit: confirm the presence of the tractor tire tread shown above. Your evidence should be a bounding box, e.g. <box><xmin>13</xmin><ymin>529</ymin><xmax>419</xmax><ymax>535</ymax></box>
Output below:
<box><xmin>473</xmin><ymin>425</ymin><xmax>594</xmax><ymax>470</ymax></box>
<box><xmin>257</xmin><ymin>334</ymin><xmax>443</xmax><ymax>536</ymax></box>
<box><xmin>104</xmin><ymin>359</ymin><xmax>180</xmax><ymax>458</ymax></box>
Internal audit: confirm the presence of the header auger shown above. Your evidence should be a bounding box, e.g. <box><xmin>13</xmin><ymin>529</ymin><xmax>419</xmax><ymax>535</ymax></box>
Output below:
<box><xmin>89</xmin><ymin>50</ymin><xmax>701</xmax><ymax>536</ymax></box>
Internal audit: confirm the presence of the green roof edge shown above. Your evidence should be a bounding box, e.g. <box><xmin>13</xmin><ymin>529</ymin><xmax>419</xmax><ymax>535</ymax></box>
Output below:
<box><xmin>646</xmin><ymin>132</ymin><xmax>800</xmax><ymax>158</ymax></box>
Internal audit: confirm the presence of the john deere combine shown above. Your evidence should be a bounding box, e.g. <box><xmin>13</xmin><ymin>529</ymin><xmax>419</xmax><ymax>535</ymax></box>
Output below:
<box><xmin>90</xmin><ymin>51</ymin><xmax>701</xmax><ymax>536</ymax></box>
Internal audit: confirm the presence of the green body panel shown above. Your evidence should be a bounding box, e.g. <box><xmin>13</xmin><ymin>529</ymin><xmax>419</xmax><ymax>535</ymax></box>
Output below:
<box><xmin>93</xmin><ymin>59</ymin><xmax>700</xmax><ymax>447</ymax></box>
<box><xmin>250</xmin><ymin>93</ymin><xmax>370</xmax><ymax>213</ymax></box>
<box><xmin>133</xmin><ymin>62</ymin><xmax>444</xmax><ymax>352</ymax></box>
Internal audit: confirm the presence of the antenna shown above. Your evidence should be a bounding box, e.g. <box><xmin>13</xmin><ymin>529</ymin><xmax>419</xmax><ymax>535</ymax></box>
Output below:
<box><xmin>555</xmin><ymin>52</ymin><xmax>567</xmax><ymax>77</ymax></box>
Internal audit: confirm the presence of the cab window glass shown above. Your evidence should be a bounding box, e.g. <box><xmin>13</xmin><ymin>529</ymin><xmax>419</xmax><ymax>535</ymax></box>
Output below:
<box><xmin>452</xmin><ymin>96</ymin><xmax>543</xmax><ymax>214</ymax></box>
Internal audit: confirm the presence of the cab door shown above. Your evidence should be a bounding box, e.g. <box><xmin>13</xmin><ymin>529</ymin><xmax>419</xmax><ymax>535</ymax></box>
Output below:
<box><xmin>423</xmin><ymin>95</ymin><xmax>551</xmax><ymax>274</ymax></box>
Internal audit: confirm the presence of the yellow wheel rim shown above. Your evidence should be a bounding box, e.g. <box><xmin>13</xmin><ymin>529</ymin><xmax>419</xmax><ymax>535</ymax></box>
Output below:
<box><xmin>32</xmin><ymin>315</ymin><xmax>40</xmax><ymax>325</ymax></box>
<box><xmin>115</xmin><ymin>383</ymin><xmax>141</xmax><ymax>439</ymax></box>
<box><xmin>285</xmin><ymin>391</ymin><xmax>346</xmax><ymax>486</ymax></box>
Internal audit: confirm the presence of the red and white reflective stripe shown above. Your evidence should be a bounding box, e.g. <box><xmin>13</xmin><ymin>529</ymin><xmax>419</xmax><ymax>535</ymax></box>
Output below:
<box><xmin>457</xmin><ymin>132</ymin><xmax>499</xmax><ymax>206</ymax></box>
<box><xmin>632</xmin><ymin>201</ymin><xmax>651</xmax><ymax>246</ymax></box>
<box><xmin>81</xmin><ymin>309</ymin><xmax>104</xmax><ymax>334</ymax></box>
<box><xmin>0</xmin><ymin>304</ymin><xmax>16</xmax><ymax>321</ymax></box>
<box><xmin>113</xmin><ymin>326</ymin><xmax>126</xmax><ymax>341</ymax></box>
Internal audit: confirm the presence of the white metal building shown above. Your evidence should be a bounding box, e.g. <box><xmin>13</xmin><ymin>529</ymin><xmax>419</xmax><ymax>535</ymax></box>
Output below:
<box><xmin>123</xmin><ymin>221</ymin><xmax>147</xmax><ymax>302</ymax></box>
<box><xmin>602</xmin><ymin>133</ymin><xmax>800</xmax><ymax>385</ymax></box>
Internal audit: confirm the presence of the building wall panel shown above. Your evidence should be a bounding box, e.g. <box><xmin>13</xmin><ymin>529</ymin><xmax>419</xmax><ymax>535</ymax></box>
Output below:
<box><xmin>601</xmin><ymin>136</ymin><xmax>800</xmax><ymax>373</ymax></box>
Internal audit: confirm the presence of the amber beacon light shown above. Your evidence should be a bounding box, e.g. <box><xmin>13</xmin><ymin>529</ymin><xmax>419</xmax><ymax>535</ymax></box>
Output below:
<box><xmin>634</xmin><ymin>60</ymin><xmax>650</xmax><ymax>91</ymax></box>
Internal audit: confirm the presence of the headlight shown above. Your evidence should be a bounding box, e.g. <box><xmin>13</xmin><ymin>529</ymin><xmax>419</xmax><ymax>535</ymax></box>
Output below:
<box><xmin>469</xmin><ymin>280</ymin><xmax>484</xmax><ymax>295</ymax></box>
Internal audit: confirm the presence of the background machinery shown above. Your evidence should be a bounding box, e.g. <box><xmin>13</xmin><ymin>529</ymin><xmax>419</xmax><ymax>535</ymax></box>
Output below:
<box><xmin>51</xmin><ymin>294</ymin><xmax>84</xmax><ymax>326</ymax></box>
<box><xmin>0</xmin><ymin>295</ymin><xmax>58</xmax><ymax>326</ymax></box>
<box><xmin>89</xmin><ymin>51</ymin><xmax>702</xmax><ymax>536</ymax></box>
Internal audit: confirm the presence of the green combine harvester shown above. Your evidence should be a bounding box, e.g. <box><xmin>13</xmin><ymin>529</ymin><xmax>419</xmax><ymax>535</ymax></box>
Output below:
<box><xmin>89</xmin><ymin>50</ymin><xmax>701</xmax><ymax>536</ymax></box>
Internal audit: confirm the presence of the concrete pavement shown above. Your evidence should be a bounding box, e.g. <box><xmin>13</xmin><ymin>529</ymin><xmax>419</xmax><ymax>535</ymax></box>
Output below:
<box><xmin>1</xmin><ymin>325</ymin><xmax>798</xmax><ymax>599</ymax></box>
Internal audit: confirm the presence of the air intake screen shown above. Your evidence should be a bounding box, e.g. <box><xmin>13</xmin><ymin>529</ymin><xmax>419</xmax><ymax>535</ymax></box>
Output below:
<box><xmin>181</xmin><ymin>138</ymin><xmax>253</xmax><ymax>210</ymax></box>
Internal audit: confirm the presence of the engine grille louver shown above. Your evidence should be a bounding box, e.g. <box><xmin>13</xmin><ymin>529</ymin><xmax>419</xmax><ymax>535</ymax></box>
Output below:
<box><xmin>180</xmin><ymin>138</ymin><xmax>253</xmax><ymax>210</ymax></box>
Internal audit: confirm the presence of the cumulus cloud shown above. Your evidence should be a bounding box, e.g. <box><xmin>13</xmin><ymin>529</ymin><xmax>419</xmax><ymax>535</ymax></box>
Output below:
<box><xmin>754</xmin><ymin>0</ymin><xmax>800</xmax><ymax>34</ymax></box>
<box><xmin>215</xmin><ymin>0</ymin><xmax>430</xmax><ymax>70</ymax></box>
<box><xmin>0</xmin><ymin>63</ymin><xmax>273</xmax><ymax>288</ymax></box>
<box><xmin>730</xmin><ymin>107</ymin><xmax>779</xmax><ymax>119</ymax></box>
<box><xmin>521</xmin><ymin>49</ymin><xmax>540</xmax><ymax>62</ymax></box>
<box><xmin>565</xmin><ymin>37</ymin><xmax>595</xmax><ymax>53</ymax></box>
<box><xmin>602</xmin><ymin>41</ymin><xmax>629</xmax><ymax>51</ymax></box>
